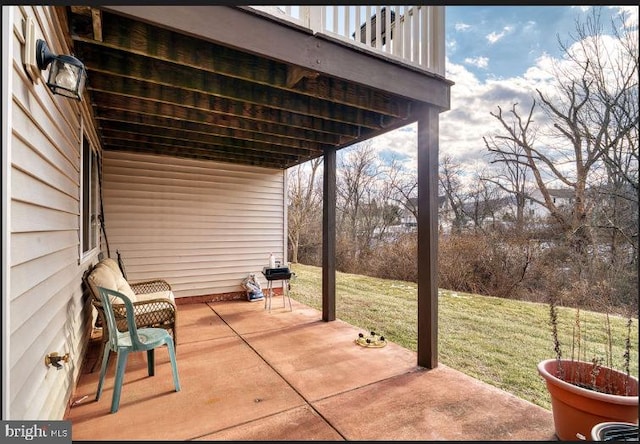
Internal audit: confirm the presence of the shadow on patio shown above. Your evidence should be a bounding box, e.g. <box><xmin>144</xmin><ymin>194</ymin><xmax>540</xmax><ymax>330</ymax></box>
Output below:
<box><xmin>65</xmin><ymin>298</ymin><xmax>557</xmax><ymax>441</ymax></box>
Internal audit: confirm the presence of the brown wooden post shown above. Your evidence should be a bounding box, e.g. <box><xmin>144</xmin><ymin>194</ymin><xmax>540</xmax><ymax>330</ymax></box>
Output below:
<box><xmin>417</xmin><ymin>106</ymin><xmax>439</xmax><ymax>368</ymax></box>
<box><xmin>322</xmin><ymin>147</ymin><xmax>336</xmax><ymax>321</ymax></box>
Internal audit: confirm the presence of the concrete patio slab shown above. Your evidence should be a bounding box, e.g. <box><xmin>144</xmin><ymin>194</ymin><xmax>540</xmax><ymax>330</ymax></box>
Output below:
<box><xmin>65</xmin><ymin>299</ymin><xmax>556</xmax><ymax>441</ymax></box>
<box><xmin>209</xmin><ymin>298</ymin><xmax>323</xmax><ymax>335</ymax></box>
<box><xmin>312</xmin><ymin>365</ymin><xmax>556</xmax><ymax>441</ymax></box>
<box><xmin>243</xmin><ymin>317</ymin><xmax>418</xmax><ymax>401</ymax></box>
<box><xmin>174</xmin><ymin>302</ymin><xmax>235</xmax><ymax>344</ymax></box>
<box><xmin>195</xmin><ymin>405</ymin><xmax>345</xmax><ymax>441</ymax></box>
<box><xmin>68</xmin><ymin>336</ymin><xmax>306</xmax><ymax>440</ymax></box>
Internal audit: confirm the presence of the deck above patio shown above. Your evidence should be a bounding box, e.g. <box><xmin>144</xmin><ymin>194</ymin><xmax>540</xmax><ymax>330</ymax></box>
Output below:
<box><xmin>66</xmin><ymin>299</ymin><xmax>556</xmax><ymax>440</ymax></box>
<box><xmin>248</xmin><ymin>5</ymin><xmax>446</xmax><ymax>76</ymax></box>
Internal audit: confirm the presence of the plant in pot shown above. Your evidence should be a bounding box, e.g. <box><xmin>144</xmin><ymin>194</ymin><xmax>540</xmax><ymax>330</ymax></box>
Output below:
<box><xmin>538</xmin><ymin>289</ymin><xmax>638</xmax><ymax>441</ymax></box>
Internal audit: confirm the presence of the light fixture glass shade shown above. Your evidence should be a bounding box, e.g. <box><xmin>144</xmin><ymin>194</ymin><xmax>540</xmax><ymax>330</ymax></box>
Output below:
<box><xmin>36</xmin><ymin>40</ymin><xmax>87</xmax><ymax>100</ymax></box>
<box><xmin>46</xmin><ymin>55</ymin><xmax>87</xmax><ymax>100</ymax></box>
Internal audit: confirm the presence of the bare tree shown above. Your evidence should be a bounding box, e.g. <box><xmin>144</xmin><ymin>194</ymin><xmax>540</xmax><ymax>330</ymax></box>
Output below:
<box><xmin>466</xmin><ymin>169</ymin><xmax>503</xmax><ymax>232</ymax></box>
<box><xmin>439</xmin><ymin>155</ymin><xmax>467</xmax><ymax>233</ymax></box>
<box><xmin>287</xmin><ymin>157</ymin><xmax>322</xmax><ymax>263</ymax></box>
<box><xmin>361</xmin><ymin>158</ymin><xmax>406</xmax><ymax>243</ymax></box>
<box><xmin>386</xmin><ymin>160</ymin><xmax>418</xmax><ymax>221</ymax></box>
<box><xmin>483</xmin><ymin>138</ymin><xmax>532</xmax><ymax>229</ymax></box>
<box><xmin>564</xmin><ymin>8</ymin><xmax>638</xmax><ymax>197</ymax></box>
<box><xmin>335</xmin><ymin>142</ymin><xmax>407</xmax><ymax>268</ymax></box>
<box><xmin>483</xmin><ymin>9</ymin><xmax>637</xmax><ymax>254</ymax></box>
<box><xmin>336</xmin><ymin>142</ymin><xmax>380</xmax><ymax>263</ymax></box>
<box><xmin>572</xmin><ymin>9</ymin><xmax>639</xmax><ymax>267</ymax></box>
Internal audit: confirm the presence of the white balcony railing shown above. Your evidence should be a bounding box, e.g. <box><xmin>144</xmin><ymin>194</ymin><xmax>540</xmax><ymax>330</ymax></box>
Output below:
<box><xmin>249</xmin><ymin>5</ymin><xmax>445</xmax><ymax>76</ymax></box>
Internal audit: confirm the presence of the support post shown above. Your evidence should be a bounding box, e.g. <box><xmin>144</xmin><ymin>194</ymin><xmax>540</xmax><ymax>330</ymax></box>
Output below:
<box><xmin>322</xmin><ymin>147</ymin><xmax>336</xmax><ymax>321</ymax></box>
<box><xmin>417</xmin><ymin>106</ymin><xmax>439</xmax><ymax>368</ymax></box>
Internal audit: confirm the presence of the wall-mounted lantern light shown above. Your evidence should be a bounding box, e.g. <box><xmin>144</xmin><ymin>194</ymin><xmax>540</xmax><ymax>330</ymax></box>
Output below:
<box><xmin>35</xmin><ymin>39</ymin><xmax>87</xmax><ymax>101</ymax></box>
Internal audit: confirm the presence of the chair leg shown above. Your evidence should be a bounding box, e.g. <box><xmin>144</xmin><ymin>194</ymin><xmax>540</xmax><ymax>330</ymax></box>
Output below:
<box><xmin>111</xmin><ymin>350</ymin><xmax>129</xmax><ymax>413</ymax></box>
<box><xmin>147</xmin><ymin>349</ymin><xmax>155</xmax><ymax>376</ymax></box>
<box><xmin>95</xmin><ymin>345</ymin><xmax>112</xmax><ymax>401</ymax></box>
<box><xmin>166</xmin><ymin>339</ymin><xmax>181</xmax><ymax>392</ymax></box>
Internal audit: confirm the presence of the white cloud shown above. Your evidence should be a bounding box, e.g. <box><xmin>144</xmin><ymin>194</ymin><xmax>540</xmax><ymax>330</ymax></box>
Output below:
<box><xmin>523</xmin><ymin>53</ymin><xmax>556</xmax><ymax>84</ymax></box>
<box><xmin>367</xmin><ymin>7</ymin><xmax>636</xmax><ymax>190</ymax></box>
<box><xmin>455</xmin><ymin>22</ymin><xmax>472</xmax><ymax>32</ymax></box>
<box><xmin>370</xmin><ymin>53</ymin><xmax>573</xmax><ymax>186</ymax></box>
<box><xmin>369</xmin><ymin>57</ymin><xmax>553</xmax><ymax>188</ymax></box>
<box><xmin>486</xmin><ymin>26</ymin><xmax>513</xmax><ymax>44</ymax></box>
<box><xmin>486</xmin><ymin>31</ymin><xmax>502</xmax><ymax>44</ymax></box>
<box><xmin>464</xmin><ymin>56</ymin><xmax>489</xmax><ymax>69</ymax></box>
<box><xmin>370</xmin><ymin>123</ymin><xmax>417</xmax><ymax>165</ymax></box>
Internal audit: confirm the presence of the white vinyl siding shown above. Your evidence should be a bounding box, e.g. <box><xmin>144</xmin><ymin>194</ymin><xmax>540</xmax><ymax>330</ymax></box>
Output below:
<box><xmin>102</xmin><ymin>151</ymin><xmax>286</xmax><ymax>298</ymax></box>
<box><xmin>5</xmin><ymin>5</ymin><xmax>98</xmax><ymax>420</ymax></box>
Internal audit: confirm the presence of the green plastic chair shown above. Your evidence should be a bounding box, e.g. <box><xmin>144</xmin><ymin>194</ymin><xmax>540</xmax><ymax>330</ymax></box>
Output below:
<box><xmin>96</xmin><ymin>286</ymin><xmax>181</xmax><ymax>413</ymax></box>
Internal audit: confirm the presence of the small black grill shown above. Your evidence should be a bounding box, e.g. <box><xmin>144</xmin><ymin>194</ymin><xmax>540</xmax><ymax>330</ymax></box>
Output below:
<box><xmin>262</xmin><ymin>266</ymin><xmax>292</xmax><ymax>281</ymax></box>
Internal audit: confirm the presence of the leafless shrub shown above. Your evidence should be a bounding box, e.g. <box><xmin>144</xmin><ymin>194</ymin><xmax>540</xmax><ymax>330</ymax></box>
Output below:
<box><xmin>368</xmin><ymin>233</ymin><xmax>417</xmax><ymax>282</ymax></box>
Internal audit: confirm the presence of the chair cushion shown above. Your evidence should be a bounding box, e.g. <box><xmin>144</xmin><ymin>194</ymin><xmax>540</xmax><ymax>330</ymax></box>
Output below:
<box><xmin>88</xmin><ymin>262</ymin><xmax>137</xmax><ymax>303</ymax></box>
<box><xmin>100</xmin><ymin>258</ymin><xmax>123</xmax><ymax>278</ymax></box>
<box><xmin>136</xmin><ymin>290</ymin><xmax>175</xmax><ymax>303</ymax></box>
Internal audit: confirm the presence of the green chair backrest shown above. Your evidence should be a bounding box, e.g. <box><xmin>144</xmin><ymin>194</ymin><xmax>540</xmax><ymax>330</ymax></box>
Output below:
<box><xmin>97</xmin><ymin>286</ymin><xmax>147</xmax><ymax>351</ymax></box>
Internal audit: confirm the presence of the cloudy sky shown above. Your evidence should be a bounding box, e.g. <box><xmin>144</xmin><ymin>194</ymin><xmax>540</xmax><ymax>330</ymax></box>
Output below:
<box><xmin>370</xmin><ymin>5</ymin><xmax>638</xmax><ymax>181</ymax></box>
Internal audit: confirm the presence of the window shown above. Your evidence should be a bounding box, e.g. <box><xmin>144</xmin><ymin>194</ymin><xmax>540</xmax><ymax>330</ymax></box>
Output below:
<box><xmin>81</xmin><ymin>134</ymin><xmax>98</xmax><ymax>255</ymax></box>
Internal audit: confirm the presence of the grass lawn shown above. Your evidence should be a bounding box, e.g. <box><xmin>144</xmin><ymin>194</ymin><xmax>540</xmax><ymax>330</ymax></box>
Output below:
<box><xmin>288</xmin><ymin>263</ymin><xmax>639</xmax><ymax>411</ymax></box>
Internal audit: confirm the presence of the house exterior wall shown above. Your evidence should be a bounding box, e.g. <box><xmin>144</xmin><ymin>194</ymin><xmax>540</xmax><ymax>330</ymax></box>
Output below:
<box><xmin>2</xmin><ymin>5</ymin><xmax>287</xmax><ymax>420</ymax></box>
<box><xmin>526</xmin><ymin>189</ymin><xmax>574</xmax><ymax>220</ymax></box>
<box><xmin>3</xmin><ymin>5</ymin><xmax>99</xmax><ymax>420</ymax></box>
<box><xmin>102</xmin><ymin>151</ymin><xmax>286</xmax><ymax>299</ymax></box>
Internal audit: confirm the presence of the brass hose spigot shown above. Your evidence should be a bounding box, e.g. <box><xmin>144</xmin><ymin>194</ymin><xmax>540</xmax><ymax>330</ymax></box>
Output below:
<box><xmin>45</xmin><ymin>352</ymin><xmax>70</xmax><ymax>370</ymax></box>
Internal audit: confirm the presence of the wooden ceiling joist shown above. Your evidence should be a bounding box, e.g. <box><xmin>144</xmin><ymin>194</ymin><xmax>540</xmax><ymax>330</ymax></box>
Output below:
<box><xmin>68</xmin><ymin>6</ymin><xmax>445</xmax><ymax>168</ymax></box>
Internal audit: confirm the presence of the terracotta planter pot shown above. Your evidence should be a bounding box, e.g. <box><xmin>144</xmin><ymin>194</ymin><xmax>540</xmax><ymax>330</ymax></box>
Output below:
<box><xmin>538</xmin><ymin>359</ymin><xmax>639</xmax><ymax>441</ymax></box>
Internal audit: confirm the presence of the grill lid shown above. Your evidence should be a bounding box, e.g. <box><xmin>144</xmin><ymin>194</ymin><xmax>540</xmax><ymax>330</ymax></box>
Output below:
<box><xmin>262</xmin><ymin>266</ymin><xmax>292</xmax><ymax>280</ymax></box>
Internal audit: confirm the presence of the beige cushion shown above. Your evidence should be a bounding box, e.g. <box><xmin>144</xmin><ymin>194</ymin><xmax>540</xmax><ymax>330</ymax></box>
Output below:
<box><xmin>100</xmin><ymin>258</ymin><xmax>123</xmax><ymax>278</ymax></box>
<box><xmin>136</xmin><ymin>290</ymin><xmax>175</xmax><ymax>303</ymax></box>
<box><xmin>88</xmin><ymin>262</ymin><xmax>137</xmax><ymax>303</ymax></box>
